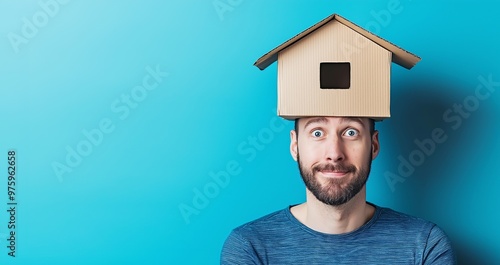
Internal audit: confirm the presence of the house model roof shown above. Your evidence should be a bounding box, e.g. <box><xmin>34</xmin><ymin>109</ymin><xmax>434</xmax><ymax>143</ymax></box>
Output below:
<box><xmin>254</xmin><ymin>13</ymin><xmax>421</xmax><ymax>70</ymax></box>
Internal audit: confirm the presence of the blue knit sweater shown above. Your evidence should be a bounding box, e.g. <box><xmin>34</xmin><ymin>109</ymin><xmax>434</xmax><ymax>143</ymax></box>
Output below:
<box><xmin>221</xmin><ymin>203</ymin><xmax>455</xmax><ymax>264</ymax></box>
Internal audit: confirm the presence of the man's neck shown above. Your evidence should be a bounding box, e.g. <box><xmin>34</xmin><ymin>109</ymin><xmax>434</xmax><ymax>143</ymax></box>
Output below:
<box><xmin>291</xmin><ymin>187</ymin><xmax>375</xmax><ymax>234</ymax></box>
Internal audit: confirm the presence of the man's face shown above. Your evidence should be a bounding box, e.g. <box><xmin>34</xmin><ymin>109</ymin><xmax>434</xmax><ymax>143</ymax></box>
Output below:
<box><xmin>290</xmin><ymin>117</ymin><xmax>379</xmax><ymax>206</ymax></box>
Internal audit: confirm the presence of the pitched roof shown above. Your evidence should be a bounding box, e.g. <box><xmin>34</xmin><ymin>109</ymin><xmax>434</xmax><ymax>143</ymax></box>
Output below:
<box><xmin>254</xmin><ymin>13</ymin><xmax>421</xmax><ymax>70</ymax></box>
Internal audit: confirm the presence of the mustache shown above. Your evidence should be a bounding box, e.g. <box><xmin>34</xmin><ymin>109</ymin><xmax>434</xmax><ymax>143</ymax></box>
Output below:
<box><xmin>312</xmin><ymin>163</ymin><xmax>356</xmax><ymax>173</ymax></box>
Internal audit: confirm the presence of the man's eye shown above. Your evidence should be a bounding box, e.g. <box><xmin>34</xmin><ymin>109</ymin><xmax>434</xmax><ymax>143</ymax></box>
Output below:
<box><xmin>344</xmin><ymin>129</ymin><xmax>359</xmax><ymax>137</ymax></box>
<box><xmin>311</xmin><ymin>130</ymin><xmax>324</xmax><ymax>138</ymax></box>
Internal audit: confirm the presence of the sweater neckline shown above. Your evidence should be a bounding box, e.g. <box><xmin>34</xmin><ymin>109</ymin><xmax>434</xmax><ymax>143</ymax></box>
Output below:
<box><xmin>284</xmin><ymin>202</ymin><xmax>382</xmax><ymax>238</ymax></box>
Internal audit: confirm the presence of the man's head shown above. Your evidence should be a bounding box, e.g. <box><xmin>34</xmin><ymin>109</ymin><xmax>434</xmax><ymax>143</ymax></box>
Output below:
<box><xmin>290</xmin><ymin>117</ymin><xmax>379</xmax><ymax>206</ymax></box>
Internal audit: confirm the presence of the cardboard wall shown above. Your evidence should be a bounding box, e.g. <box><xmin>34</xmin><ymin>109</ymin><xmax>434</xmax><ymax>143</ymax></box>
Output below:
<box><xmin>278</xmin><ymin>20</ymin><xmax>392</xmax><ymax>119</ymax></box>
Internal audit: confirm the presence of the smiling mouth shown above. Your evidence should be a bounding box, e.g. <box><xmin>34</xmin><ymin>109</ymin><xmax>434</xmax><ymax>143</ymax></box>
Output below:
<box><xmin>318</xmin><ymin>170</ymin><xmax>349</xmax><ymax>178</ymax></box>
<box><xmin>314</xmin><ymin>163</ymin><xmax>355</xmax><ymax>178</ymax></box>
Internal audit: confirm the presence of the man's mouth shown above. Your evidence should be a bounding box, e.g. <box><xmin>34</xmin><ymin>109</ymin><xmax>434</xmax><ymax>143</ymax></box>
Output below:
<box><xmin>314</xmin><ymin>164</ymin><xmax>355</xmax><ymax>178</ymax></box>
<box><xmin>318</xmin><ymin>169</ymin><xmax>349</xmax><ymax>178</ymax></box>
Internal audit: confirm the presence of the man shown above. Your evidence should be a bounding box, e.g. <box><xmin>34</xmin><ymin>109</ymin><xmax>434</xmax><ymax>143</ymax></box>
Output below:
<box><xmin>220</xmin><ymin>116</ymin><xmax>455</xmax><ymax>264</ymax></box>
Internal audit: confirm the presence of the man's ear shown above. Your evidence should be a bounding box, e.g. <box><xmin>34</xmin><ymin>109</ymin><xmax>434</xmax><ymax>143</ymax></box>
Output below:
<box><xmin>290</xmin><ymin>130</ymin><xmax>298</xmax><ymax>161</ymax></box>
<box><xmin>371</xmin><ymin>130</ymin><xmax>380</xmax><ymax>160</ymax></box>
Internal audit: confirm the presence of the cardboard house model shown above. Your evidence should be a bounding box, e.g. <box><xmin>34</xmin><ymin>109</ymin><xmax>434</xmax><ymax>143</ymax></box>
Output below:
<box><xmin>254</xmin><ymin>13</ymin><xmax>421</xmax><ymax>120</ymax></box>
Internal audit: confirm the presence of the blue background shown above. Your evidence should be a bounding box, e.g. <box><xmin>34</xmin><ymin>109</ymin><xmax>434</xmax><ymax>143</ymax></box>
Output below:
<box><xmin>1</xmin><ymin>0</ymin><xmax>499</xmax><ymax>264</ymax></box>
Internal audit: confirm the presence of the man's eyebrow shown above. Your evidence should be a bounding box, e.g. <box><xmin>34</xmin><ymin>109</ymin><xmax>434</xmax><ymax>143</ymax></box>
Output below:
<box><xmin>303</xmin><ymin>117</ymin><xmax>329</xmax><ymax>129</ymax></box>
<box><xmin>339</xmin><ymin>117</ymin><xmax>366</xmax><ymax>128</ymax></box>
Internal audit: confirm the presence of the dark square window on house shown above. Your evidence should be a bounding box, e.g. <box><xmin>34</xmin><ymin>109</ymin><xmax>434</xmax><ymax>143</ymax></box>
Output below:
<box><xmin>320</xmin><ymin>62</ymin><xmax>351</xmax><ymax>89</ymax></box>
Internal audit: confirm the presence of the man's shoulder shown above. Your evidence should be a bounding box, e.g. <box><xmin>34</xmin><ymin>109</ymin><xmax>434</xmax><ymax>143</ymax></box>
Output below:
<box><xmin>221</xmin><ymin>207</ymin><xmax>294</xmax><ymax>264</ymax></box>
<box><xmin>372</xmin><ymin>204</ymin><xmax>450</xmax><ymax>242</ymax></box>
<box><xmin>232</xmin><ymin>207</ymin><xmax>291</xmax><ymax>235</ymax></box>
<box><xmin>374</xmin><ymin>205</ymin><xmax>456</xmax><ymax>263</ymax></box>
<box><xmin>376</xmin><ymin>205</ymin><xmax>438</xmax><ymax>229</ymax></box>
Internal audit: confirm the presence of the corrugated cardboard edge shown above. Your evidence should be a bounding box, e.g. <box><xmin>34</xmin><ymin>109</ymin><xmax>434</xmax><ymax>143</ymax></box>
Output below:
<box><xmin>254</xmin><ymin>14</ymin><xmax>421</xmax><ymax>70</ymax></box>
<box><xmin>279</xmin><ymin>114</ymin><xmax>388</xmax><ymax>121</ymax></box>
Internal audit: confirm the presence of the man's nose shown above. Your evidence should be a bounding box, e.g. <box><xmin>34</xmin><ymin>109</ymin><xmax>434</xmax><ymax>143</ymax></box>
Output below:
<box><xmin>325</xmin><ymin>137</ymin><xmax>345</xmax><ymax>162</ymax></box>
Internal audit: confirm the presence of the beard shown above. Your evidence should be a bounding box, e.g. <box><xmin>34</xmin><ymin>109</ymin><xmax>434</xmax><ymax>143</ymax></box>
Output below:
<box><xmin>297</xmin><ymin>153</ymin><xmax>372</xmax><ymax>206</ymax></box>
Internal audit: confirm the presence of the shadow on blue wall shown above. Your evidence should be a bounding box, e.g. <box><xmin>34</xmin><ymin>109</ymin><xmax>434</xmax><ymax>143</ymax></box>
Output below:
<box><xmin>382</xmin><ymin>72</ymin><xmax>497</xmax><ymax>264</ymax></box>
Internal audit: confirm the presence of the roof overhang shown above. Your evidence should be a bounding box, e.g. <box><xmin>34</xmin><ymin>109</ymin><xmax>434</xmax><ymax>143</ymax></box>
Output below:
<box><xmin>254</xmin><ymin>14</ymin><xmax>421</xmax><ymax>70</ymax></box>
